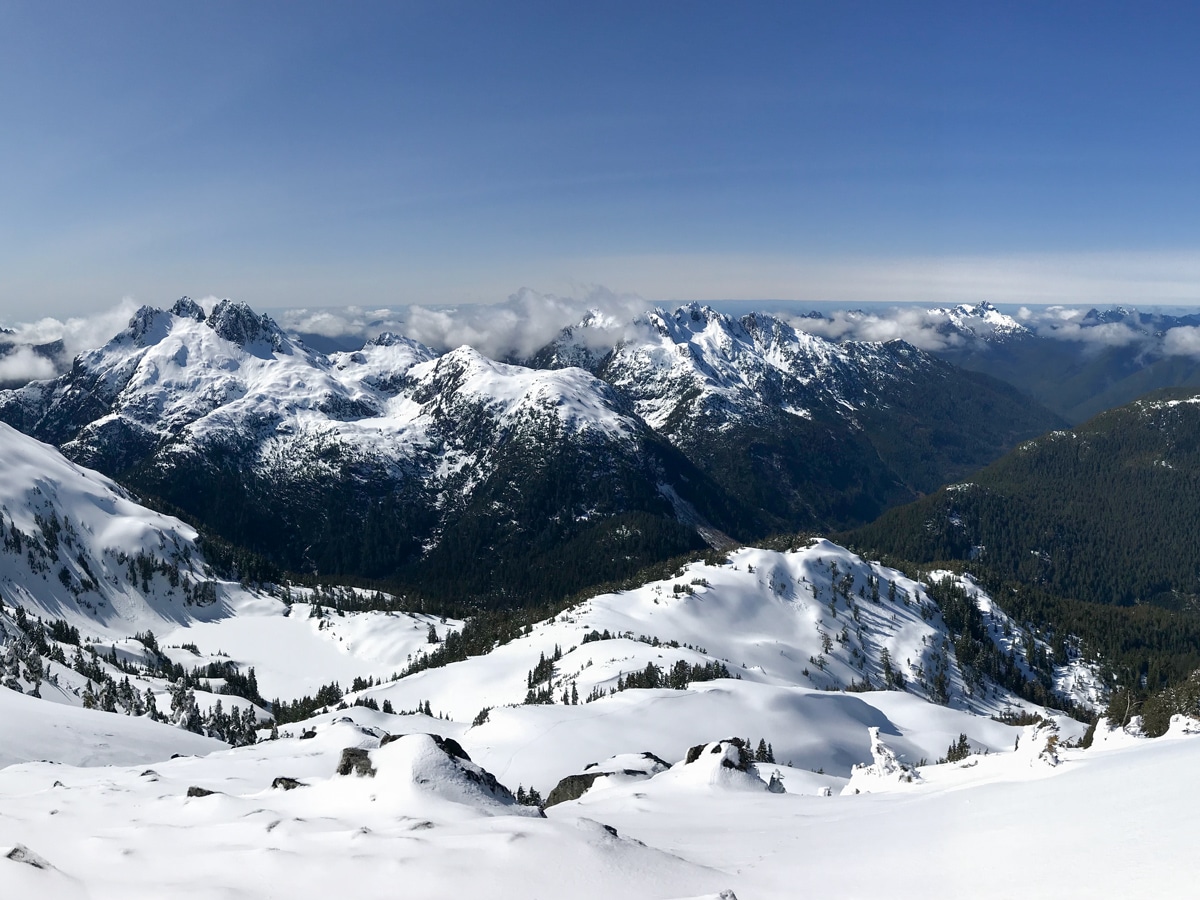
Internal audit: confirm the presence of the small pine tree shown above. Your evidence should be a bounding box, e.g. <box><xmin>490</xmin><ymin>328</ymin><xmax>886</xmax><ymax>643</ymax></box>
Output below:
<box><xmin>943</xmin><ymin>733</ymin><xmax>971</xmax><ymax>763</ymax></box>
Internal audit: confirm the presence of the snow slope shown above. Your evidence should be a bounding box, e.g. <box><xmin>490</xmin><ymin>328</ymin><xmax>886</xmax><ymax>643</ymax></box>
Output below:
<box><xmin>0</xmin><ymin>425</ymin><xmax>462</xmax><ymax>721</ymax></box>
<box><xmin>0</xmin><ymin>686</ymin><xmax>223</xmax><ymax>768</ymax></box>
<box><xmin>360</xmin><ymin>540</ymin><xmax>1058</xmax><ymax>723</ymax></box>
<box><xmin>0</xmin><ymin>419</ymin><xmax>244</xmax><ymax>632</ymax></box>
<box><xmin>0</xmin><ymin>719</ymin><xmax>730</xmax><ymax>900</ymax></box>
<box><xmin>2</xmin><ymin>707</ymin><xmax>1198</xmax><ymax>899</ymax></box>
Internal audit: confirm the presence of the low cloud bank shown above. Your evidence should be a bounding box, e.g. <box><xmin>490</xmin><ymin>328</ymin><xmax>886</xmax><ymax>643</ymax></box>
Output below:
<box><xmin>277</xmin><ymin>286</ymin><xmax>651</xmax><ymax>361</ymax></box>
<box><xmin>0</xmin><ymin>345</ymin><xmax>58</xmax><ymax>382</ymax></box>
<box><xmin>4</xmin><ymin>292</ymin><xmax>1200</xmax><ymax>390</ymax></box>
<box><xmin>0</xmin><ymin>299</ymin><xmax>140</xmax><ymax>382</ymax></box>
<box><xmin>789</xmin><ymin>303</ymin><xmax>1200</xmax><ymax>358</ymax></box>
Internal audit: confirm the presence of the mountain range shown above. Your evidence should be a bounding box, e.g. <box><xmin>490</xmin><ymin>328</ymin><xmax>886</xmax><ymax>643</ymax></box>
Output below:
<box><xmin>802</xmin><ymin>301</ymin><xmax>1200</xmax><ymax>423</ymax></box>
<box><xmin>0</xmin><ymin>298</ymin><xmax>1060</xmax><ymax>604</ymax></box>
<box><xmin>4</xmin><ymin>298</ymin><xmax>1200</xmax><ymax>899</ymax></box>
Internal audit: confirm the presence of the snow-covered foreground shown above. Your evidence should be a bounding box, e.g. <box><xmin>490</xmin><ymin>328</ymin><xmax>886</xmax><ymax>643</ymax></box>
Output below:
<box><xmin>1</xmin><ymin>707</ymin><xmax>1197</xmax><ymax>899</ymax></box>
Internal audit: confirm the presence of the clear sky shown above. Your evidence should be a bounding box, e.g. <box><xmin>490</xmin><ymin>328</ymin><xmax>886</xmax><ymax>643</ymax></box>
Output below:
<box><xmin>3</xmin><ymin>0</ymin><xmax>1200</xmax><ymax>317</ymax></box>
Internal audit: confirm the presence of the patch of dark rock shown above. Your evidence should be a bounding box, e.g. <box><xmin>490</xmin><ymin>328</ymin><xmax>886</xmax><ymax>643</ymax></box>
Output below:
<box><xmin>186</xmin><ymin>786</ymin><xmax>217</xmax><ymax>798</ymax></box>
<box><xmin>271</xmin><ymin>777</ymin><xmax>306</xmax><ymax>791</ymax></box>
<box><xmin>430</xmin><ymin>734</ymin><xmax>471</xmax><ymax>761</ymax></box>
<box><xmin>337</xmin><ymin>747</ymin><xmax>376</xmax><ymax>777</ymax></box>
<box><xmin>545</xmin><ymin>772</ymin><xmax>604</xmax><ymax>808</ymax></box>
<box><xmin>5</xmin><ymin>844</ymin><xmax>51</xmax><ymax>869</ymax></box>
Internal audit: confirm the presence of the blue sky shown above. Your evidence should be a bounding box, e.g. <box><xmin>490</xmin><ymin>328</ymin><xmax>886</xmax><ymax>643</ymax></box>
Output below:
<box><xmin>2</xmin><ymin>1</ymin><xmax>1200</xmax><ymax>316</ymax></box>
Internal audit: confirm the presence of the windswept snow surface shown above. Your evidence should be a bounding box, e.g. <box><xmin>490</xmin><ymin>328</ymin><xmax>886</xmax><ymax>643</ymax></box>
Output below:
<box><xmin>0</xmin><ymin>687</ymin><xmax>223</xmax><ymax>768</ymax></box>
<box><xmin>3</xmin><ymin>706</ymin><xmax>1199</xmax><ymax>899</ymax></box>
<box><xmin>0</xmin><ymin>719</ymin><xmax>728</xmax><ymax>900</ymax></box>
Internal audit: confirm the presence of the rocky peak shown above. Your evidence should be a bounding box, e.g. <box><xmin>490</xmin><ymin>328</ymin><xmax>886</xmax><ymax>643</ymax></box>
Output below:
<box><xmin>207</xmin><ymin>300</ymin><xmax>284</xmax><ymax>351</ymax></box>
<box><xmin>125</xmin><ymin>306</ymin><xmax>173</xmax><ymax>347</ymax></box>
<box><xmin>170</xmin><ymin>297</ymin><xmax>207</xmax><ymax>322</ymax></box>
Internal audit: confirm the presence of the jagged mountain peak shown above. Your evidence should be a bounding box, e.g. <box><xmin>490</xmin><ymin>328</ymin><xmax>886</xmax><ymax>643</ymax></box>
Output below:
<box><xmin>368</xmin><ymin>330</ymin><xmax>427</xmax><ymax>350</ymax></box>
<box><xmin>206</xmin><ymin>299</ymin><xmax>288</xmax><ymax>353</ymax></box>
<box><xmin>929</xmin><ymin>301</ymin><xmax>1030</xmax><ymax>339</ymax></box>
<box><xmin>170</xmin><ymin>297</ymin><xmax>207</xmax><ymax>322</ymax></box>
<box><xmin>124</xmin><ymin>305</ymin><xmax>175</xmax><ymax>348</ymax></box>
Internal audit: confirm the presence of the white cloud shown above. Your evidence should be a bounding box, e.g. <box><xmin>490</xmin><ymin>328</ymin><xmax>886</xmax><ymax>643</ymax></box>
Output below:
<box><xmin>0</xmin><ymin>346</ymin><xmax>58</xmax><ymax>382</ymax></box>
<box><xmin>276</xmin><ymin>286</ymin><xmax>650</xmax><ymax>360</ymax></box>
<box><xmin>1162</xmin><ymin>326</ymin><xmax>1200</xmax><ymax>357</ymax></box>
<box><xmin>4</xmin><ymin>298</ymin><xmax>140</xmax><ymax>362</ymax></box>
<box><xmin>790</xmin><ymin>308</ymin><xmax>969</xmax><ymax>351</ymax></box>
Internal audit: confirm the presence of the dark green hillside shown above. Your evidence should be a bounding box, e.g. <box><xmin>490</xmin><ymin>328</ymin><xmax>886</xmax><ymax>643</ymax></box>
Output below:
<box><xmin>844</xmin><ymin>389</ymin><xmax>1200</xmax><ymax>691</ymax></box>
<box><xmin>846</xmin><ymin>389</ymin><xmax>1200</xmax><ymax>609</ymax></box>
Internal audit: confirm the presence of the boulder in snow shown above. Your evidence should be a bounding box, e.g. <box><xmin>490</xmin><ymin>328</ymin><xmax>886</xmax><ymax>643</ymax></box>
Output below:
<box><xmin>336</xmin><ymin>747</ymin><xmax>376</xmax><ymax>778</ymax></box>
<box><xmin>545</xmin><ymin>751</ymin><xmax>671</xmax><ymax>807</ymax></box>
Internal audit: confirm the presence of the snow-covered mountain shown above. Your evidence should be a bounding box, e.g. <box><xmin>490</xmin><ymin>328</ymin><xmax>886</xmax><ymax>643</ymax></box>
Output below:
<box><xmin>530</xmin><ymin>302</ymin><xmax>1062</xmax><ymax>531</ymax></box>
<box><xmin>0</xmin><ymin>299</ymin><xmax>752</xmax><ymax>600</ymax></box>
<box><xmin>927</xmin><ymin>300</ymin><xmax>1032</xmax><ymax>340</ymax></box>
<box><xmin>0</xmin><ymin>298</ymin><xmax>1061</xmax><ymax>603</ymax></box>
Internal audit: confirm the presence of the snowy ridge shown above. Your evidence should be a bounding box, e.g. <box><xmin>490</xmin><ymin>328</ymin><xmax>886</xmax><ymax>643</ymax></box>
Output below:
<box><xmin>360</xmin><ymin>539</ymin><xmax>1052</xmax><ymax>724</ymax></box>
<box><xmin>926</xmin><ymin>301</ymin><xmax>1030</xmax><ymax>340</ymax></box>
<box><xmin>0</xmin><ymin>421</ymin><xmax>224</xmax><ymax>629</ymax></box>
<box><xmin>0</xmin><ymin>297</ymin><xmax>1063</xmax><ymax>588</ymax></box>
<box><xmin>539</xmin><ymin>302</ymin><xmax>946</xmax><ymax>437</ymax></box>
<box><xmin>929</xmin><ymin>569</ymin><xmax>1106</xmax><ymax>712</ymax></box>
<box><xmin>40</xmin><ymin>299</ymin><xmax>637</xmax><ymax>474</ymax></box>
